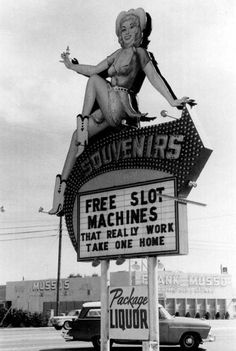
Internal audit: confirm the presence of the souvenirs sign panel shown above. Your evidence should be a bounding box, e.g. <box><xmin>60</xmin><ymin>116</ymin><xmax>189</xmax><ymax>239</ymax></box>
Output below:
<box><xmin>64</xmin><ymin>107</ymin><xmax>212</xmax><ymax>253</ymax></box>
<box><xmin>77</xmin><ymin>177</ymin><xmax>187</xmax><ymax>260</ymax></box>
<box><xmin>109</xmin><ymin>285</ymin><xmax>149</xmax><ymax>340</ymax></box>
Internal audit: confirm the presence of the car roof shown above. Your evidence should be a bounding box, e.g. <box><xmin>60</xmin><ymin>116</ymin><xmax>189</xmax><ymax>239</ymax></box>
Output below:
<box><xmin>82</xmin><ymin>301</ymin><xmax>163</xmax><ymax>308</ymax></box>
<box><xmin>82</xmin><ymin>301</ymin><xmax>101</xmax><ymax>308</ymax></box>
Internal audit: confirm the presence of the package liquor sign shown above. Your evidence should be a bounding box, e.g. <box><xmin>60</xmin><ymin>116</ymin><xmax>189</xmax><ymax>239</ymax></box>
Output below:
<box><xmin>63</xmin><ymin>107</ymin><xmax>212</xmax><ymax>256</ymax></box>
<box><xmin>109</xmin><ymin>285</ymin><xmax>149</xmax><ymax>340</ymax></box>
<box><xmin>78</xmin><ymin>177</ymin><xmax>187</xmax><ymax>260</ymax></box>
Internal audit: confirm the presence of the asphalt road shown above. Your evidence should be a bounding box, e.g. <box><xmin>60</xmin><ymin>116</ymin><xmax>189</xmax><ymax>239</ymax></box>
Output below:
<box><xmin>0</xmin><ymin>320</ymin><xmax>235</xmax><ymax>351</ymax></box>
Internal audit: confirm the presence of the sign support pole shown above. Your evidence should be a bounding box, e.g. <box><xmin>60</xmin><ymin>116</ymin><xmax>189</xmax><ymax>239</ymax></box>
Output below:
<box><xmin>143</xmin><ymin>256</ymin><xmax>159</xmax><ymax>351</ymax></box>
<box><xmin>101</xmin><ymin>260</ymin><xmax>110</xmax><ymax>351</ymax></box>
<box><xmin>55</xmin><ymin>216</ymin><xmax>62</xmax><ymax>316</ymax></box>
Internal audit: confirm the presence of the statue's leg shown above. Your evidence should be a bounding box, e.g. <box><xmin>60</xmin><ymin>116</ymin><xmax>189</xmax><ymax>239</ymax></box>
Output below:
<box><xmin>49</xmin><ymin>76</ymin><xmax>114</xmax><ymax>216</ymax></box>
<box><xmin>61</xmin><ymin>130</ymin><xmax>78</xmax><ymax>179</ymax></box>
<box><xmin>48</xmin><ymin>115</ymin><xmax>110</xmax><ymax>215</ymax></box>
<box><xmin>82</xmin><ymin>75</ymin><xmax>110</xmax><ymax>118</ymax></box>
<box><xmin>48</xmin><ymin>174</ymin><xmax>66</xmax><ymax>215</ymax></box>
<box><xmin>48</xmin><ymin>130</ymin><xmax>77</xmax><ymax>215</ymax></box>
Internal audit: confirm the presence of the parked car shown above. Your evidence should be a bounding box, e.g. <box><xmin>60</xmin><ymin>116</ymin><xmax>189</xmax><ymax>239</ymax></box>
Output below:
<box><xmin>50</xmin><ymin>309</ymin><xmax>81</xmax><ymax>330</ymax></box>
<box><xmin>62</xmin><ymin>302</ymin><xmax>214</xmax><ymax>350</ymax></box>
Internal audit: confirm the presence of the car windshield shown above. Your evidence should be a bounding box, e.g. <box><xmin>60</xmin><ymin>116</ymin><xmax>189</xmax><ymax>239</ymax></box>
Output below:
<box><xmin>86</xmin><ymin>309</ymin><xmax>101</xmax><ymax>317</ymax></box>
<box><xmin>159</xmin><ymin>306</ymin><xmax>172</xmax><ymax>320</ymax></box>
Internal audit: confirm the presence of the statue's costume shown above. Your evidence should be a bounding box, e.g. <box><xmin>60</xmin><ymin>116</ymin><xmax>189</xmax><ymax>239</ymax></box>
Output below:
<box><xmin>87</xmin><ymin>48</ymin><xmax>182</xmax><ymax>129</ymax></box>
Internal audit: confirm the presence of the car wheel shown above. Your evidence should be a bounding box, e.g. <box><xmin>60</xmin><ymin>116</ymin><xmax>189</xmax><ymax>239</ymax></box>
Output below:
<box><xmin>180</xmin><ymin>332</ymin><xmax>200</xmax><ymax>350</ymax></box>
<box><xmin>63</xmin><ymin>320</ymin><xmax>71</xmax><ymax>330</ymax></box>
<box><xmin>92</xmin><ymin>336</ymin><xmax>113</xmax><ymax>351</ymax></box>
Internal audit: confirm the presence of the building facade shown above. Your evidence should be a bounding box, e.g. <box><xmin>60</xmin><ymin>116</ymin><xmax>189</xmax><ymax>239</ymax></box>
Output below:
<box><xmin>5</xmin><ymin>270</ymin><xmax>235</xmax><ymax>319</ymax></box>
<box><xmin>130</xmin><ymin>270</ymin><xmax>233</xmax><ymax>319</ymax></box>
<box><xmin>6</xmin><ymin>275</ymin><xmax>100</xmax><ymax>316</ymax></box>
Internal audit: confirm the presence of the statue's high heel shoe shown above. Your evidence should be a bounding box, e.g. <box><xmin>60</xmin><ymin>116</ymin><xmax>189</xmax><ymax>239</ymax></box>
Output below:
<box><xmin>76</xmin><ymin>114</ymin><xmax>88</xmax><ymax>158</ymax></box>
<box><xmin>48</xmin><ymin>175</ymin><xmax>66</xmax><ymax>216</ymax></box>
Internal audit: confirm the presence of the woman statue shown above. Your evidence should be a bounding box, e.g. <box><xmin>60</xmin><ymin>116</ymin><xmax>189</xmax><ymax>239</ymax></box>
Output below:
<box><xmin>49</xmin><ymin>8</ymin><xmax>195</xmax><ymax>215</ymax></box>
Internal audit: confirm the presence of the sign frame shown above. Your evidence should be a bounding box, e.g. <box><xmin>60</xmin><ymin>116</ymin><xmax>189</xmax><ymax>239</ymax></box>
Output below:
<box><xmin>65</xmin><ymin>108</ymin><xmax>212</xmax><ymax>253</ymax></box>
<box><xmin>109</xmin><ymin>285</ymin><xmax>149</xmax><ymax>340</ymax></box>
<box><xmin>77</xmin><ymin>176</ymin><xmax>187</xmax><ymax>261</ymax></box>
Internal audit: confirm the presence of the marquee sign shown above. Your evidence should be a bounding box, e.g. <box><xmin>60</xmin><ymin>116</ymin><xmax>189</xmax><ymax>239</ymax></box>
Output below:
<box><xmin>77</xmin><ymin>177</ymin><xmax>187</xmax><ymax>260</ymax></box>
<box><xmin>64</xmin><ymin>107</ymin><xmax>212</xmax><ymax>253</ymax></box>
<box><xmin>109</xmin><ymin>286</ymin><xmax>149</xmax><ymax>340</ymax></box>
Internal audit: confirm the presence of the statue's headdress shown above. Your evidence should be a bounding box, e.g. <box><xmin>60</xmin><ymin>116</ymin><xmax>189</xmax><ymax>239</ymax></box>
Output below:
<box><xmin>115</xmin><ymin>8</ymin><xmax>147</xmax><ymax>36</ymax></box>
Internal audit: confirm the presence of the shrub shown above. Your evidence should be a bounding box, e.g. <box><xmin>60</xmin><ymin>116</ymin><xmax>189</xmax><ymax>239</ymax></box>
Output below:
<box><xmin>0</xmin><ymin>309</ymin><xmax>49</xmax><ymax>328</ymax></box>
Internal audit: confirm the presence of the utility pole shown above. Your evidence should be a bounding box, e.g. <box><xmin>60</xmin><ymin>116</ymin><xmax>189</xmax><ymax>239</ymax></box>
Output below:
<box><xmin>38</xmin><ymin>207</ymin><xmax>63</xmax><ymax>316</ymax></box>
<box><xmin>56</xmin><ymin>216</ymin><xmax>62</xmax><ymax>316</ymax></box>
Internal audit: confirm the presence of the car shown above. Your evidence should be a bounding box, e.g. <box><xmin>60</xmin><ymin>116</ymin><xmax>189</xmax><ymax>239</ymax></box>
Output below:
<box><xmin>50</xmin><ymin>309</ymin><xmax>81</xmax><ymax>330</ymax></box>
<box><xmin>62</xmin><ymin>301</ymin><xmax>214</xmax><ymax>350</ymax></box>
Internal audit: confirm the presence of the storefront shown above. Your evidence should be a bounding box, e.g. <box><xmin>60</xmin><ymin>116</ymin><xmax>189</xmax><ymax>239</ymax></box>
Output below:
<box><xmin>129</xmin><ymin>270</ymin><xmax>233</xmax><ymax>319</ymax></box>
<box><xmin>5</xmin><ymin>270</ymin><xmax>234</xmax><ymax>319</ymax></box>
<box><xmin>6</xmin><ymin>276</ymin><xmax>101</xmax><ymax>316</ymax></box>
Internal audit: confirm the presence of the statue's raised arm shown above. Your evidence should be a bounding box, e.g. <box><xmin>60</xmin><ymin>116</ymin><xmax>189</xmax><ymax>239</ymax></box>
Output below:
<box><xmin>60</xmin><ymin>49</ymin><xmax>109</xmax><ymax>77</ymax></box>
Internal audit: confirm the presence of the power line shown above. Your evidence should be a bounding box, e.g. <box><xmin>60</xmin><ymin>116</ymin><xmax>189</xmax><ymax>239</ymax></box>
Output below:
<box><xmin>0</xmin><ymin>229</ymin><xmax>58</xmax><ymax>236</ymax></box>
<box><xmin>0</xmin><ymin>234</ymin><xmax>68</xmax><ymax>242</ymax></box>
<box><xmin>189</xmin><ymin>213</ymin><xmax>236</xmax><ymax>221</ymax></box>
<box><xmin>0</xmin><ymin>224</ymin><xmax>57</xmax><ymax>230</ymax></box>
<box><xmin>0</xmin><ymin>234</ymin><xmax>234</xmax><ymax>251</ymax></box>
<box><xmin>0</xmin><ymin>234</ymin><xmax>57</xmax><ymax>242</ymax></box>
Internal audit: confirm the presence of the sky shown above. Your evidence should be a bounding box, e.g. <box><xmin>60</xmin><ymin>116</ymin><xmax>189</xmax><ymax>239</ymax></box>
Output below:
<box><xmin>0</xmin><ymin>0</ymin><xmax>236</xmax><ymax>289</ymax></box>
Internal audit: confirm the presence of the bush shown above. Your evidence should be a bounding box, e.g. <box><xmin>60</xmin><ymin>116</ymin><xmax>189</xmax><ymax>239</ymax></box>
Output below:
<box><xmin>0</xmin><ymin>309</ymin><xmax>49</xmax><ymax>328</ymax></box>
<box><xmin>224</xmin><ymin>311</ymin><xmax>230</xmax><ymax>320</ymax></box>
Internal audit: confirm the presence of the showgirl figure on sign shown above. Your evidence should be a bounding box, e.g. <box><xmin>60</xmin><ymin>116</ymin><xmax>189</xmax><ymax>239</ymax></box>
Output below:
<box><xmin>49</xmin><ymin>8</ymin><xmax>195</xmax><ymax>215</ymax></box>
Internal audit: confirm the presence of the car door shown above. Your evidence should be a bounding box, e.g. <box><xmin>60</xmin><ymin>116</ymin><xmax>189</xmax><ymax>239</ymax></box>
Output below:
<box><xmin>70</xmin><ymin>308</ymin><xmax>95</xmax><ymax>341</ymax></box>
<box><xmin>85</xmin><ymin>308</ymin><xmax>101</xmax><ymax>339</ymax></box>
<box><xmin>159</xmin><ymin>308</ymin><xmax>169</xmax><ymax>344</ymax></box>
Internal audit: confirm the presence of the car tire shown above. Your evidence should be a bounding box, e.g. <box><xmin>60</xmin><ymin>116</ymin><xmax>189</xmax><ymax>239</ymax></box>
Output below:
<box><xmin>63</xmin><ymin>320</ymin><xmax>71</xmax><ymax>330</ymax></box>
<box><xmin>92</xmin><ymin>336</ymin><xmax>113</xmax><ymax>351</ymax></box>
<box><xmin>180</xmin><ymin>332</ymin><xmax>200</xmax><ymax>350</ymax></box>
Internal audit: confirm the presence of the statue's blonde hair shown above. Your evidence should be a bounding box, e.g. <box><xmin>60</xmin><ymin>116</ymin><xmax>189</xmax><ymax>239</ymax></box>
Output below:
<box><xmin>117</xmin><ymin>14</ymin><xmax>143</xmax><ymax>48</ymax></box>
<box><xmin>116</xmin><ymin>8</ymin><xmax>147</xmax><ymax>48</ymax></box>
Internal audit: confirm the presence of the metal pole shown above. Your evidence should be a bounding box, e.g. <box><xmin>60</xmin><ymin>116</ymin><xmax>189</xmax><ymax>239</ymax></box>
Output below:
<box><xmin>143</xmin><ymin>256</ymin><xmax>159</xmax><ymax>351</ymax></box>
<box><xmin>129</xmin><ymin>259</ymin><xmax>131</xmax><ymax>285</ymax></box>
<box><xmin>55</xmin><ymin>216</ymin><xmax>62</xmax><ymax>316</ymax></box>
<box><xmin>101</xmin><ymin>260</ymin><xmax>110</xmax><ymax>351</ymax></box>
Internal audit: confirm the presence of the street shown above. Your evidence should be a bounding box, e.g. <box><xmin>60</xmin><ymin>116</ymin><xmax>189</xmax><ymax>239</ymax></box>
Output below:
<box><xmin>0</xmin><ymin>320</ymin><xmax>235</xmax><ymax>351</ymax></box>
